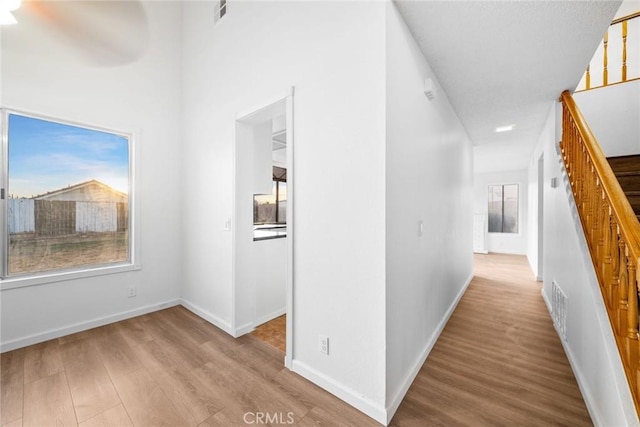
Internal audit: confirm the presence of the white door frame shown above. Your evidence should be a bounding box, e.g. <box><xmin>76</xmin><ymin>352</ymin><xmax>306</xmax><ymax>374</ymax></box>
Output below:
<box><xmin>537</xmin><ymin>153</ymin><xmax>544</xmax><ymax>281</ymax></box>
<box><xmin>231</xmin><ymin>88</ymin><xmax>295</xmax><ymax>368</ymax></box>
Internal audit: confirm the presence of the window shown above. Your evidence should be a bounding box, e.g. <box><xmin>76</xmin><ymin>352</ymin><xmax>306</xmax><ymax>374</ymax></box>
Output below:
<box><xmin>215</xmin><ymin>0</ymin><xmax>227</xmax><ymax>23</ymax></box>
<box><xmin>253</xmin><ymin>167</ymin><xmax>286</xmax><ymax>240</ymax></box>
<box><xmin>2</xmin><ymin>111</ymin><xmax>134</xmax><ymax>281</ymax></box>
<box><xmin>488</xmin><ymin>184</ymin><xmax>518</xmax><ymax>233</ymax></box>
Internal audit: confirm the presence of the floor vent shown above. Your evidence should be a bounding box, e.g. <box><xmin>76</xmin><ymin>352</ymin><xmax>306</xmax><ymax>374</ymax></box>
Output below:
<box><xmin>552</xmin><ymin>280</ymin><xmax>568</xmax><ymax>341</ymax></box>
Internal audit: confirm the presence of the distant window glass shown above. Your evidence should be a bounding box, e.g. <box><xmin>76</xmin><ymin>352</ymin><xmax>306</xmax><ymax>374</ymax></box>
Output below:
<box><xmin>277</xmin><ymin>181</ymin><xmax>287</xmax><ymax>224</ymax></box>
<box><xmin>4</xmin><ymin>112</ymin><xmax>132</xmax><ymax>277</ymax></box>
<box><xmin>253</xmin><ymin>167</ymin><xmax>286</xmax><ymax>225</ymax></box>
<box><xmin>488</xmin><ymin>184</ymin><xmax>518</xmax><ymax>233</ymax></box>
<box><xmin>220</xmin><ymin>0</ymin><xmax>227</xmax><ymax>17</ymax></box>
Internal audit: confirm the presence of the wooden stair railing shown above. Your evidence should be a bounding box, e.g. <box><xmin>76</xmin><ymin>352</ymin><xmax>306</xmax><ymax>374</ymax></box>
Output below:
<box><xmin>560</xmin><ymin>90</ymin><xmax>640</xmax><ymax>414</ymax></box>
<box><xmin>578</xmin><ymin>11</ymin><xmax>640</xmax><ymax>91</ymax></box>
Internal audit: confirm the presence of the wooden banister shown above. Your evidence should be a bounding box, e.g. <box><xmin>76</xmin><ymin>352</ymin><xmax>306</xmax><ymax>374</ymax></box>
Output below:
<box><xmin>612</xmin><ymin>11</ymin><xmax>640</xmax><ymax>26</ymax></box>
<box><xmin>560</xmin><ymin>90</ymin><xmax>640</xmax><ymax>414</ymax></box>
<box><xmin>577</xmin><ymin>12</ymin><xmax>640</xmax><ymax>91</ymax></box>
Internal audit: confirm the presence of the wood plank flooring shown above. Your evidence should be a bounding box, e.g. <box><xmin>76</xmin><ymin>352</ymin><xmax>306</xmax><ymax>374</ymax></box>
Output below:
<box><xmin>251</xmin><ymin>315</ymin><xmax>286</xmax><ymax>352</ymax></box>
<box><xmin>389</xmin><ymin>254</ymin><xmax>591</xmax><ymax>426</ymax></box>
<box><xmin>0</xmin><ymin>254</ymin><xmax>591</xmax><ymax>426</ymax></box>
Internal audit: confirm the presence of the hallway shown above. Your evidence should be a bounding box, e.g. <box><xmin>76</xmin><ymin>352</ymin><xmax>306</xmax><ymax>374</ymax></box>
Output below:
<box><xmin>390</xmin><ymin>253</ymin><xmax>591</xmax><ymax>426</ymax></box>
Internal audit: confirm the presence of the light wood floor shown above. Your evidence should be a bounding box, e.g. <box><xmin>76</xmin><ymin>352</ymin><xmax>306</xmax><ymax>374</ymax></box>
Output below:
<box><xmin>0</xmin><ymin>254</ymin><xmax>591</xmax><ymax>426</ymax></box>
<box><xmin>389</xmin><ymin>254</ymin><xmax>591</xmax><ymax>426</ymax></box>
<box><xmin>251</xmin><ymin>315</ymin><xmax>286</xmax><ymax>352</ymax></box>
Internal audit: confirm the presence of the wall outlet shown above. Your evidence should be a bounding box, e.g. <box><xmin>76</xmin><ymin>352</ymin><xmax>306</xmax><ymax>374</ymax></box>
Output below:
<box><xmin>128</xmin><ymin>285</ymin><xmax>137</xmax><ymax>298</ymax></box>
<box><xmin>319</xmin><ymin>335</ymin><xmax>329</xmax><ymax>355</ymax></box>
<box><xmin>224</xmin><ymin>218</ymin><xmax>231</xmax><ymax>231</ymax></box>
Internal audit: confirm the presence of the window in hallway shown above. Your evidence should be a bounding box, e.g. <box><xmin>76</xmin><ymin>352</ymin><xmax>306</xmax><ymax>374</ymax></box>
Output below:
<box><xmin>488</xmin><ymin>183</ymin><xmax>518</xmax><ymax>233</ymax></box>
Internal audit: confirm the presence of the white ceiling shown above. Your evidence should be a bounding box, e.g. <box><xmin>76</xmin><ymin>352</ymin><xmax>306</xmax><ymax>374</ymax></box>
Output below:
<box><xmin>394</xmin><ymin>0</ymin><xmax>622</xmax><ymax>173</ymax></box>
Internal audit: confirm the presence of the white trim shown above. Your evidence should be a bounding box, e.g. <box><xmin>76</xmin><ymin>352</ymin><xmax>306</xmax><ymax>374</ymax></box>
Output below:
<box><xmin>232</xmin><ymin>89</ymin><xmax>295</xmax><ymax>367</ymax></box>
<box><xmin>254</xmin><ymin>307</ymin><xmax>286</xmax><ymax>329</ymax></box>
<box><xmin>291</xmin><ymin>359</ymin><xmax>386</xmax><ymax>425</ymax></box>
<box><xmin>235</xmin><ymin>88</ymin><xmax>295</xmax><ymax>122</ymax></box>
<box><xmin>230</xmin><ymin>113</ymin><xmax>238</xmax><ymax>336</ymax></box>
<box><xmin>180</xmin><ymin>299</ymin><xmax>234</xmax><ymax>336</ymax></box>
<box><xmin>0</xmin><ymin>263</ymin><xmax>141</xmax><ymax>290</ymax></box>
<box><xmin>385</xmin><ymin>272</ymin><xmax>474</xmax><ymax>424</ymax></box>
<box><xmin>234</xmin><ymin>322</ymin><xmax>254</xmax><ymax>338</ymax></box>
<box><xmin>0</xmin><ymin>299</ymin><xmax>180</xmax><ymax>352</ymax></box>
<box><xmin>1</xmin><ymin>110</ymin><xmax>9</xmax><ymax>277</ymax></box>
<box><xmin>542</xmin><ymin>288</ymin><xmax>604</xmax><ymax>426</ymax></box>
<box><xmin>285</xmin><ymin>88</ymin><xmax>295</xmax><ymax>369</ymax></box>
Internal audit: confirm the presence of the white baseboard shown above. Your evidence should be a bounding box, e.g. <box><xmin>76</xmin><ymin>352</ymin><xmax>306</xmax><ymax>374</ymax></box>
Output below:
<box><xmin>232</xmin><ymin>308</ymin><xmax>287</xmax><ymax>338</ymax></box>
<box><xmin>384</xmin><ymin>272</ymin><xmax>474</xmax><ymax>424</ymax></box>
<box><xmin>255</xmin><ymin>307</ymin><xmax>286</xmax><ymax>328</ymax></box>
<box><xmin>541</xmin><ymin>287</ymin><xmax>552</xmax><ymax>313</ymax></box>
<box><xmin>541</xmin><ymin>287</ymin><xmax>602</xmax><ymax>426</ymax></box>
<box><xmin>291</xmin><ymin>359</ymin><xmax>386</xmax><ymax>425</ymax></box>
<box><xmin>234</xmin><ymin>322</ymin><xmax>254</xmax><ymax>337</ymax></box>
<box><xmin>0</xmin><ymin>299</ymin><xmax>180</xmax><ymax>352</ymax></box>
<box><xmin>180</xmin><ymin>298</ymin><xmax>234</xmax><ymax>336</ymax></box>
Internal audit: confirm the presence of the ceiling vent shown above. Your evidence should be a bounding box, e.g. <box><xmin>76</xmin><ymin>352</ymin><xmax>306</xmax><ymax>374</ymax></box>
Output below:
<box><xmin>214</xmin><ymin>0</ymin><xmax>227</xmax><ymax>24</ymax></box>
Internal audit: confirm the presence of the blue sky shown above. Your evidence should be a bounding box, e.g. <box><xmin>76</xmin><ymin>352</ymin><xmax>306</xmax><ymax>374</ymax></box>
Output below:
<box><xmin>8</xmin><ymin>114</ymin><xmax>129</xmax><ymax>198</ymax></box>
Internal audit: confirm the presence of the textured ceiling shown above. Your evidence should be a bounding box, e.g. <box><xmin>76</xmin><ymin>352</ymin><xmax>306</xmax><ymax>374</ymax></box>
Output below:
<box><xmin>394</xmin><ymin>0</ymin><xmax>622</xmax><ymax>172</ymax></box>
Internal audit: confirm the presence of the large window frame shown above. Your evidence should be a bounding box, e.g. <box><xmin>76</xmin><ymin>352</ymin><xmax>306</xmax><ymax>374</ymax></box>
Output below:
<box><xmin>0</xmin><ymin>109</ymin><xmax>140</xmax><ymax>289</ymax></box>
<box><xmin>488</xmin><ymin>183</ymin><xmax>519</xmax><ymax>234</ymax></box>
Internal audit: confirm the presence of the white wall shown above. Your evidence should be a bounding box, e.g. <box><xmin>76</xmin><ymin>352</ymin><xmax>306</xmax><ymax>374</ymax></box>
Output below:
<box><xmin>385</xmin><ymin>3</ymin><xmax>474</xmax><ymax>421</ymax></box>
<box><xmin>574</xmin><ymin>81</ymin><xmax>640</xmax><ymax>157</ymax></box>
<box><xmin>532</xmin><ymin>102</ymin><xmax>639</xmax><ymax>426</ymax></box>
<box><xmin>526</xmin><ymin>151</ymin><xmax>544</xmax><ymax>279</ymax></box>
<box><xmin>0</xmin><ymin>1</ymin><xmax>183</xmax><ymax>350</ymax></box>
<box><xmin>616</xmin><ymin>0</ymin><xmax>640</xmax><ymax>17</ymax></box>
<box><xmin>181</xmin><ymin>1</ymin><xmax>388</xmax><ymax>421</ymax></box>
<box><xmin>254</xmin><ymin>238</ymin><xmax>286</xmax><ymax>326</ymax></box>
<box><xmin>473</xmin><ymin>170</ymin><xmax>529</xmax><ymax>256</ymax></box>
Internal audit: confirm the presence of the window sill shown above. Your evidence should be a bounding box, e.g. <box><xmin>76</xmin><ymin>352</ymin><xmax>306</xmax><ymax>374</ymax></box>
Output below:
<box><xmin>0</xmin><ymin>263</ymin><xmax>141</xmax><ymax>291</ymax></box>
<box><xmin>253</xmin><ymin>234</ymin><xmax>287</xmax><ymax>242</ymax></box>
<box><xmin>253</xmin><ymin>225</ymin><xmax>287</xmax><ymax>241</ymax></box>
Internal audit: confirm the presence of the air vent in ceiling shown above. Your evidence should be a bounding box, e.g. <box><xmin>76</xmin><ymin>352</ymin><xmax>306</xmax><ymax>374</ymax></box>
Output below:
<box><xmin>214</xmin><ymin>0</ymin><xmax>227</xmax><ymax>24</ymax></box>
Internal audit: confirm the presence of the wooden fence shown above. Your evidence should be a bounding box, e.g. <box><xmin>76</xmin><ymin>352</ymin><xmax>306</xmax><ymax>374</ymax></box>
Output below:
<box><xmin>8</xmin><ymin>199</ymin><xmax>35</xmax><ymax>233</ymax></box>
<box><xmin>8</xmin><ymin>199</ymin><xmax>128</xmax><ymax>235</ymax></box>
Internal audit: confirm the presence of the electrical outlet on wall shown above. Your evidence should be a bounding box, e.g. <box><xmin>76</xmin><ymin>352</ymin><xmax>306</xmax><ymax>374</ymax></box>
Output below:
<box><xmin>128</xmin><ymin>285</ymin><xmax>137</xmax><ymax>298</ymax></box>
<box><xmin>319</xmin><ymin>335</ymin><xmax>329</xmax><ymax>355</ymax></box>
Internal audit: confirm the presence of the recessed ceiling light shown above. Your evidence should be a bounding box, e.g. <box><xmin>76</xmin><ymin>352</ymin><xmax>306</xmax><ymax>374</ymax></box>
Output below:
<box><xmin>495</xmin><ymin>124</ymin><xmax>515</xmax><ymax>133</ymax></box>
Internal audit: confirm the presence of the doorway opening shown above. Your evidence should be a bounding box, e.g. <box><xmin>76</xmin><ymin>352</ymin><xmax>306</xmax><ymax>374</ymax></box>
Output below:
<box><xmin>233</xmin><ymin>91</ymin><xmax>294</xmax><ymax>367</ymax></box>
